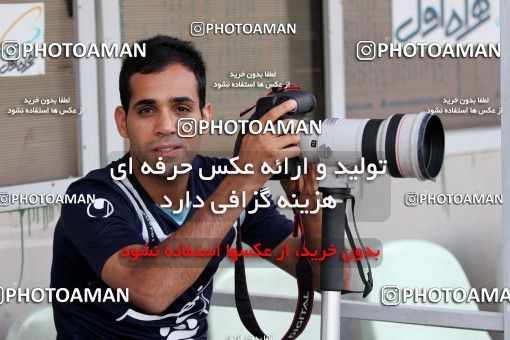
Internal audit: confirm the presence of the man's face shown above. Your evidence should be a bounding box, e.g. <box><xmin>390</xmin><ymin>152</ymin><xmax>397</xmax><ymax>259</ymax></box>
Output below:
<box><xmin>115</xmin><ymin>63</ymin><xmax>211</xmax><ymax>177</ymax></box>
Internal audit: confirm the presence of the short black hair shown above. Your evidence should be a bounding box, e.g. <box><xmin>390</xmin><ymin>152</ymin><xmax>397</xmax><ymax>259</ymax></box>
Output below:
<box><xmin>119</xmin><ymin>35</ymin><xmax>206</xmax><ymax>114</ymax></box>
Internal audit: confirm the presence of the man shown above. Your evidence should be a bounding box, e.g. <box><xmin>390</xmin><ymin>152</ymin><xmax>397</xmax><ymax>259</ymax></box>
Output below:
<box><xmin>51</xmin><ymin>35</ymin><xmax>348</xmax><ymax>339</ymax></box>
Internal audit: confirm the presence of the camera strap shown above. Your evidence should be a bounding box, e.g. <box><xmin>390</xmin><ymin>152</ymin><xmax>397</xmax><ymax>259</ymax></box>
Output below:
<box><xmin>340</xmin><ymin>193</ymin><xmax>374</xmax><ymax>297</ymax></box>
<box><xmin>233</xmin><ymin>193</ymin><xmax>374</xmax><ymax>340</ymax></box>
<box><xmin>234</xmin><ymin>182</ymin><xmax>314</xmax><ymax>339</ymax></box>
<box><xmin>234</xmin><ymin>83</ymin><xmax>372</xmax><ymax>338</ymax></box>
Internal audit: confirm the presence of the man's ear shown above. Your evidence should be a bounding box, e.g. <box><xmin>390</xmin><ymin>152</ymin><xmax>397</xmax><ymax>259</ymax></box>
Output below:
<box><xmin>202</xmin><ymin>102</ymin><xmax>212</xmax><ymax>123</ymax></box>
<box><xmin>114</xmin><ymin>106</ymin><xmax>128</xmax><ymax>138</ymax></box>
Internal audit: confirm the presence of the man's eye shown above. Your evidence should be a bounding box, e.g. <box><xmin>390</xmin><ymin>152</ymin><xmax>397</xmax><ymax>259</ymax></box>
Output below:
<box><xmin>139</xmin><ymin>107</ymin><xmax>154</xmax><ymax>114</ymax></box>
<box><xmin>176</xmin><ymin>106</ymin><xmax>191</xmax><ymax>113</ymax></box>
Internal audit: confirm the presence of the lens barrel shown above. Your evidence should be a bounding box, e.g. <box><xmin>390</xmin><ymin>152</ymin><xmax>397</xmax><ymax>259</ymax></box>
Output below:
<box><xmin>300</xmin><ymin>112</ymin><xmax>444</xmax><ymax>181</ymax></box>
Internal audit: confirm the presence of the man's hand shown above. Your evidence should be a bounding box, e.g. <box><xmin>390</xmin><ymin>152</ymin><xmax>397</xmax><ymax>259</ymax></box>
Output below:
<box><xmin>236</xmin><ymin>99</ymin><xmax>301</xmax><ymax>187</ymax></box>
<box><xmin>280</xmin><ymin>162</ymin><xmax>319</xmax><ymax>199</ymax></box>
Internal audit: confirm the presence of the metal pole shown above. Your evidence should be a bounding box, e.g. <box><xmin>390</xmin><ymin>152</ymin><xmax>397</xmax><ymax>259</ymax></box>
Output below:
<box><xmin>212</xmin><ymin>293</ymin><xmax>504</xmax><ymax>332</ymax></box>
<box><xmin>322</xmin><ymin>0</ymin><xmax>346</xmax><ymax>119</ymax></box>
<box><xmin>73</xmin><ymin>0</ymin><xmax>100</xmax><ymax>175</ymax></box>
<box><xmin>319</xmin><ymin>188</ymin><xmax>348</xmax><ymax>340</ymax></box>
<box><xmin>321</xmin><ymin>291</ymin><xmax>342</xmax><ymax>339</ymax></box>
<box><xmin>95</xmin><ymin>0</ymin><xmax>124</xmax><ymax>166</ymax></box>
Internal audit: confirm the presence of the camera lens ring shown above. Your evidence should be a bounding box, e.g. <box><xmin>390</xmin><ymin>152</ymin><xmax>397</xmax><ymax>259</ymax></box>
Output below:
<box><xmin>362</xmin><ymin>119</ymin><xmax>384</xmax><ymax>170</ymax></box>
<box><xmin>417</xmin><ymin>114</ymin><xmax>444</xmax><ymax>179</ymax></box>
<box><xmin>385</xmin><ymin>114</ymin><xmax>405</xmax><ymax>178</ymax></box>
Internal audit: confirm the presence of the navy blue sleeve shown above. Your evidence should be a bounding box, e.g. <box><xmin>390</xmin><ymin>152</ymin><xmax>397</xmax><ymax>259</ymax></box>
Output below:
<box><xmin>241</xmin><ymin>188</ymin><xmax>293</xmax><ymax>251</ymax></box>
<box><xmin>60</xmin><ymin>180</ymin><xmax>146</xmax><ymax>278</ymax></box>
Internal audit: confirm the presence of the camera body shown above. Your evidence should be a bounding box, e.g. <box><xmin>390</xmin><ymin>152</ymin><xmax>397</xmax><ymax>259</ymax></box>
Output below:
<box><xmin>233</xmin><ymin>91</ymin><xmax>317</xmax><ymax>180</ymax></box>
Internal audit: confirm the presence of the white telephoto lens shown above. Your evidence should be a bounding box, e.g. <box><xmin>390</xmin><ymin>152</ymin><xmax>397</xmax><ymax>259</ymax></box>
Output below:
<box><xmin>300</xmin><ymin>112</ymin><xmax>444</xmax><ymax>181</ymax></box>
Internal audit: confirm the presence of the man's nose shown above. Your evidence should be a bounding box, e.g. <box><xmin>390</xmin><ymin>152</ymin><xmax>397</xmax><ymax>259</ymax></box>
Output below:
<box><xmin>155</xmin><ymin>111</ymin><xmax>177</xmax><ymax>136</ymax></box>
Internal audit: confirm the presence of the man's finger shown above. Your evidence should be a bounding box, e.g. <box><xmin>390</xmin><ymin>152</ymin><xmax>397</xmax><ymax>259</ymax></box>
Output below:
<box><xmin>279</xmin><ymin>118</ymin><xmax>300</xmax><ymax>136</ymax></box>
<box><xmin>302</xmin><ymin>162</ymin><xmax>319</xmax><ymax>193</ymax></box>
<box><xmin>260</xmin><ymin>99</ymin><xmax>297</xmax><ymax>124</ymax></box>
<box><xmin>278</xmin><ymin>146</ymin><xmax>301</xmax><ymax>160</ymax></box>
<box><xmin>275</xmin><ymin>134</ymin><xmax>301</xmax><ymax>148</ymax></box>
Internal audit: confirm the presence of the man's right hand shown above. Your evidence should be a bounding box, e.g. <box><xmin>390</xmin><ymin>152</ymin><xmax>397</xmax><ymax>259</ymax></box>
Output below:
<box><xmin>236</xmin><ymin>99</ymin><xmax>301</xmax><ymax>187</ymax></box>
